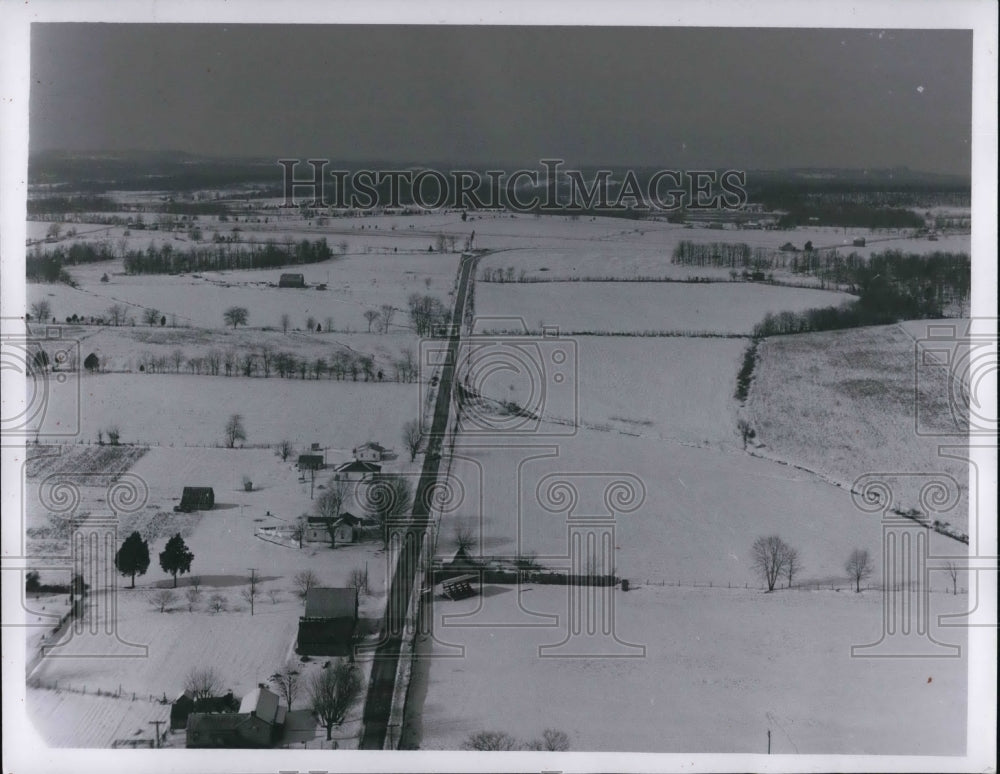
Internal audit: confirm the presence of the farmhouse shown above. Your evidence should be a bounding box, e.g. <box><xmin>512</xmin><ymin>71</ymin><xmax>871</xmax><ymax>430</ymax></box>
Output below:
<box><xmin>185</xmin><ymin>685</ymin><xmax>286</xmax><ymax>748</ymax></box>
<box><xmin>170</xmin><ymin>690</ymin><xmax>239</xmax><ymax>730</ymax></box>
<box><xmin>353</xmin><ymin>441</ymin><xmax>388</xmax><ymax>462</ymax></box>
<box><xmin>174</xmin><ymin>486</ymin><xmax>215</xmax><ymax>512</ymax></box>
<box><xmin>304</xmin><ymin>512</ymin><xmax>362</xmax><ymax>544</ymax></box>
<box><xmin>278</xmin><ymin>273</ymin><xmax>306</xmax><ymax>288</ymax></box>
<box><xmin>334</xmin><ymin>460</ymin><xmax>381</xmax><ymax>482</ymax></box>
<box><xmin>296</xmin><ymin>587</ymin><xmax>359</xmax><ymax>656</ymax></box>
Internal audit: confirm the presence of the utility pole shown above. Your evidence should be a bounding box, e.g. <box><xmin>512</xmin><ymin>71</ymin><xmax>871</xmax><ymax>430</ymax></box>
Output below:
<box><xmin>148</xmin><ymin>720</ymin><xmax>164</xmax><ymax>748</ymax></box>
<box><xmin>767</xmin><ymin>728</ymin><xmax>771</xmax><ymax>754</ymax></box>
<box><xmin>248</xmin><ymin>568</ymin><xmax>257</xmax><ymax>616</ymax></box>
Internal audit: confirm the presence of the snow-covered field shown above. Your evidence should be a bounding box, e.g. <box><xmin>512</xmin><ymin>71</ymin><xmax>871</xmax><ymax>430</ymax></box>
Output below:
<box><xmin>475</xmin><ymin>282</ymin><xmax>856</xmax><ymax>335</ymax></box>
<box><xmin>35</xmin><ymin>373</ymin><xmax>422</xmax><ymax>448</ymax></box>
<box><xmin>747</xmin><ymin>323</ymin><xmax>971</xmax><ymax>534</ymax></box>
<box><xmin>29</xmin><ymin>252</ymin><xmax>458</xmax><ymax>333</ymax></box>
<box><xmin>410</xmin><ymin>584</ymin><xmax>968</xmax><ymax>753</ymax></box>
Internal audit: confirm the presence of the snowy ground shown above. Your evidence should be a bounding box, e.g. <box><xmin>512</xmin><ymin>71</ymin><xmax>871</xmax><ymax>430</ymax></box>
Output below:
<box><xmin>24</xmin><ymin>443</ymin><xmax>401</xmax><ymax>747</ymax></box>
<box><xmin>747</xmin><ymin>323</ymin><xmax>971</xmax><ymax>534</ymax></box>
<box><xmin>18</xmin><ymin>206</ymin><xmax>975</xmax><ymax>754</ymax></box>
<box><xmin>32</xmin><ymin>373</ymin><xmax>423</xmax><ymax>448</ymax></box>
<box><xmin>409</xmin><ymin>584</ymin><xmax>968</xmax><ymax>753</ymax></box>
<box><xmin>475</xmin><ymin>282</ymin><xmax>856</xmax><ymax>335</ymax></box>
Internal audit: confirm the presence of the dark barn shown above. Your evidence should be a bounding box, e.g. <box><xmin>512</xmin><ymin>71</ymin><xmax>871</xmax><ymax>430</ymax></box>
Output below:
<box><xmin>296</xmin><ymin>587</ymin><xmax>359</xmax><ymax>656</ymax></box>
<box><xmin>278</xmin><ymin>273</ymin><xmax>306</xmax><ymax>288</ymax></box>
<box><xmin>175</xmin><ymin>487</ymin><xmax>215</xmax><ymax>512</ymax></box>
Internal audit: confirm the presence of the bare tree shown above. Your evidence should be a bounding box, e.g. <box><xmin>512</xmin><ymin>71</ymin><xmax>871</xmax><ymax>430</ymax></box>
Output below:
<box><xmin>845</xmin><ymin>548</ymin><xmax>873</xmax><ymax>593</ymax></box>
<box><xmin>241</xmin><ymin>571</ymin><xmax>259</xmax><ymax>615</ymax></box>
<box><xmin>224</xmin><ymin>413</ymin><xmax>247</xmax><ymax>448</ymax></box>
<box><xmin>150</xmin><ymin>588</ymin><xmax>175</xmax><ymax>613</ymax></box>
<box><xmin>379</xmin><ymin>304</ymin><xmax>395</xmax><ymax>333</ymax></box>
<box><xmin>142</xmin><ymin>307</ymin><xmax>161</xmax><ymax>326</ymax></box>
<box><xmin>363</xmin><ymin>309</ymin><xmax>380</xmax><ymax>333</ymax></box>
<box><xmin>184</xmin><ymin>667</ymin><xmax>223</xmax><ymax>701</ymax></box>
<box><xmin>454</xmin><ymin>526</ymin><xmax>476</xmax><ymax>555</ymax></box>
<box><xmin>223</xmin><ymin>306</ymin><xmax>249</xmax><ymax>328</ymax></box>
<box><xmin>185</xmin><ymin>587</ymin><xmax>202</xmax><ymax>612</ymax></box>
<box><xmin>362</xmin><ymin>473</ymin><xmax>413</xmax><ymax>547</ymax></box>
<box><xmin>29</xmin><ymin>300</ymin><xmax>52</xmax><ymax>323</ymax></box>
<box><xmin>944</xmin><ymin>560</ymin><xmax>960</xmax><ymax>594</ymax></box>
<box><xmin>737</xmin><ymin>418</ymin><xmax>756</xmax><ymax>449</ymax></box>
<box><xmin>171</xmin><ymin>348</ymin><xmax>185</xmax><ymax>373</ymax></box>
<box><xmin>527</xmin><ymin>728</ymin><xmax>570</xmax><ymax>751</ymax></box>
<box><xmin>280</xmin><ymin>313</ymin><xmax>290</xmax><ymax>334</ymax></box>
<box><xmin>205</xmin><ymin>349</ymin><xmax>222</xmax><ymax>376</ymax></box>
<box><xmin>276</xmin><ymin>439</ymin><xmax>294</xmax><ymax>462</ymax></box>
<box><xmin>293</xmin><ymin>570</ymin><xmax>320</xmax><ymax>599</ymax></box>
<box><xmin>105</xmin><ymin>425</ymin><xmax>121</xmax><ymax>445</ymax></box>
<box><xmin>208</xmin><ymin>593</ymin><xmax>227</xmax><ymax>613</ymax></box>
<box><xmin>258</xmin><ymin>344</ymin><xmax>274</xmax><ymax>377</ymax></box>
<box><xmin>269</xmin><ymin>662</ymin><xmax>301</xmax><ymax>709</ymax></box>
<box><xmin>310</xmin><ymin>660</ymin><xmax>362</xmax><ymax>741</ymax></box>
<box><xmin>785</xmin><ymin>546</ymin><xmax>801</xmax><ymax>588</ymax></box>
<box><xmin>348</xmin><ymin>566</ymin><xmax>370</xmax><ymax>596</ymax></box>
<box><xmin>461</xmin><ymin>731</ymin><xmax>522</xmax><ymax>751</ymax></box>
<box><xmin>315</xmin><ymin>476</ymin><xmax>350</xmax><ymax>547</ymax></box>
<box><xmin>751</xmin><ymin>535</ymin><xmax>792</xmax><ymax>592</ymax></box>
<box><xmin>107</xmin><ymin>303</ymin><xmax>128</xmax><ymax>327</ymax></box>
<box><xmin>402</xmin><ymin>419</ymin><xmax>422</xmax><ymax>462</ymax></box>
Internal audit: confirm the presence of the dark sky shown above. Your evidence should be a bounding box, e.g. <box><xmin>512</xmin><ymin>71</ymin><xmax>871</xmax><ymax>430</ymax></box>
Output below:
<box><xmin>29</xmin><ymin>25</ymin><xmax>972</xmax><ymax>174</ymax></box>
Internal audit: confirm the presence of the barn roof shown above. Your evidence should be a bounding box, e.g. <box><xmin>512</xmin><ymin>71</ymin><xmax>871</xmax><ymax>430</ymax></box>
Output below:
<box><xmin>335</xmin><ymin>460</ymin><xmax>381</xmax><ymax>474</ymax></box>
<box><xmin>356</xmin><ymin>442</ymin><xmax>387</xmax><ymax>452</ymax></box>
<box><xmin>304</xmin><ymin>587</ymin><xmax>357</xmax><ymax>619</ymax></box>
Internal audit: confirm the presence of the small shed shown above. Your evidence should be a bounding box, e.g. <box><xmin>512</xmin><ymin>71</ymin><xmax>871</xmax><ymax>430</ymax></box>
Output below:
<box><xmin>853</xmin><ymin>237</ymin><xmax>866</xmax><ymax>247</ymax></box>
<box><xmin>175</xmin><ymin>487</ymin><xmax>215</xmax><ymax>512</ymax></box>
<box><xmin>441</xmin><ymin>574</ymin><xmax>478</xmax><ymax>600</ymax></box>
<box><xmin>296</xmin><ymin>587</ymin><xmax>359</xmax><ymax>656</ymax></box>
<box><xmin>297</xmin><ymin>454</ymin><xmax>324</xmax><ymax>471</ymax></box>
<box><xmin>278</xmin><ymin>273</ymin><xmax>306</xmax><ymax>288</ymax></box>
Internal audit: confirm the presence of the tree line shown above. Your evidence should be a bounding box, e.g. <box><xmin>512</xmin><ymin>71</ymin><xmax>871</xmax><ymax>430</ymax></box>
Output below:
<box><xmin>123</xmin><ymin>238</ymin><xmax>332</xmax><ymax>274</ymax></box>
<box><xmin>133</xmin><ymin>343</ymin><xmax>419</xmax><ymax>383</ymax></box>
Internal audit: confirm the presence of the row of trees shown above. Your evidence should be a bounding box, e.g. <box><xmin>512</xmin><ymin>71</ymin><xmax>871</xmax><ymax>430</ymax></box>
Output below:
<box><xmin>407</xmin><ymin>293</ymin><xmax>451</xmax><ymax>337</ymax></box>
<box><xmin>134</xmin><ymin>344</ymin><xmax>418</xmax><ymax>382</ymax></box>
<box><xmin>114</xmin><ymin>532</ymin><xmax>194</xmax><ymax>588</ymax></box>
<box><xmin>671</xmin><ymin>242</ymin><xmax>971</xmax><ymax>314</ymax></box>
<box><xmin>122</xmin><ymin>238</ymin><xmax>333</xmax><ymax>274</ymax></box>
<box><xmin>751</xmin><ymin>535</ymin><xmax>872</xmax><ymax>592</ymax></box>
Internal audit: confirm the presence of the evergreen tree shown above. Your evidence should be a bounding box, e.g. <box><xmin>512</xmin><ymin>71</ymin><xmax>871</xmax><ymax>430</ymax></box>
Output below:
<box><xmin>159</xmin><ymin>534</ymin><xmax>194</xmax><ymax>588</ymax></box>
<box><xmin>115</xmin><ymin>531</ymin><xmax>150</xmax><ymax>588</ymax></box>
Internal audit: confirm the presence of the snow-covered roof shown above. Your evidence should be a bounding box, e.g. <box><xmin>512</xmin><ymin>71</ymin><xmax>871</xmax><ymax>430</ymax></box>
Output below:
<box><xmin>238</xmin><ymin>686</ymin><xmax>280</xmax><ymax>723</ymax></box>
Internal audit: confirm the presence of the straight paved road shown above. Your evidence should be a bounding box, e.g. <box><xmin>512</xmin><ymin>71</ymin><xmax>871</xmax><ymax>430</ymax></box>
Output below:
<box><xmin>358</xmin><ymin>252</ymin><xmax>477</xmax><ymax>749</ymax></box>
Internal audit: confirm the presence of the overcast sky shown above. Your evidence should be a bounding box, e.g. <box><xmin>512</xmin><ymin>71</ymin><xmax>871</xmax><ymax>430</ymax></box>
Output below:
<box><xmin>29</xmin><ymin>25</ymin><xmax>972</xmax><ymax>174</ymax></box>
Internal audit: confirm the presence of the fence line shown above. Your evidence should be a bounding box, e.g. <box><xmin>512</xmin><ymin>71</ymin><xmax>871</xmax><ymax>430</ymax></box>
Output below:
<box><xmin>635</xmin><ymin>578</ymin><xmax>967</xmax><ymax>594</ymax></box>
